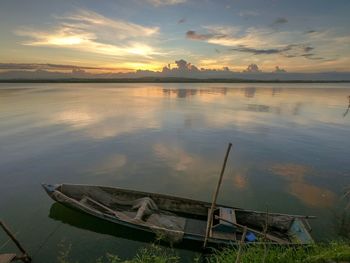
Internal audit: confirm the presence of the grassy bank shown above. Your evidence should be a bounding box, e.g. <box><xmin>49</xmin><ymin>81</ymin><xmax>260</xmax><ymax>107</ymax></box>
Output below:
<box><xmin>208</xmin><ymin>242</ymin><xmax>350</xmax><ymax>263</ymax></box>
<box><xmin>57</xmin><ymin>241</ymin><xmax>350</xmax><ymax>263</ymax></box>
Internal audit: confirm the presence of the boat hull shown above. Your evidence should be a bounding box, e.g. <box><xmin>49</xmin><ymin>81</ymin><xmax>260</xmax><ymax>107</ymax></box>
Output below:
<box><xmin>42</xmin><ymin>183</ymin><xmax>314</xmax><ymax>247</ymax></box>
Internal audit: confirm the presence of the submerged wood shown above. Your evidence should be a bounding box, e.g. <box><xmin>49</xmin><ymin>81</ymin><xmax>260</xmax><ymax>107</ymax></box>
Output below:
<box><xmin>42</xmin><ymin>183</ymin><xmax>315</xmax><ymax>247</ymax></box>
<box><xmin>0</xmin><ymin>221</ymin><xmax>31</xmax><ymax>262</ymax></box>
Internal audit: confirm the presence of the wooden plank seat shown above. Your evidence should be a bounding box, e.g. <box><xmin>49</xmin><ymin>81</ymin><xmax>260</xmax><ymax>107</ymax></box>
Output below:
<box><xmin>209</xmin><ymin>207</ymin><xmax>237</xmax><ymax>240</ymax></box>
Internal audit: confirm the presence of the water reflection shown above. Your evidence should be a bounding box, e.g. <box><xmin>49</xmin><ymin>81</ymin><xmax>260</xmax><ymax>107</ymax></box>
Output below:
<box><xmin>247</xmin><ymin>104</ymin><xmax>270</xmax><ymax>112</ymax></box>
<box><xmin>162</xmin><ymin>87</ymin><xmax>228</xmax><ymax>99</ymax></box>
<box><xmin>92</xmin><ymin>154</ymin><xmax>127</xmax><ymax>173</ymax></box>
<box><xmin>272</xmin><ymin>88</ymin><xmax>282</xmax><ymax>96</ymax></box>
<box><xmin>163</xmin><ymin>88</ymin><xmax>197</xmax><ymax>98</ymax></box>
<box><xmin>244</xmin><ymin>87</ymin><xmax>256</xmax><ymax>98</ymax></box>
<box><xmin>270</xmin><ymin>163</ymin><xmax>336</xmax><ymax>207</ymax></box>
<box><xmin>233</xmin><ymin>173</ymin><xmax>248</xmax><ymax>189</ymax></box>
<box><xmin>49</xmin><ymin>202</ymin><xmax>203</xmax><ymax>250</ymax></box>
<box><xmin>49</xmin><ymin>203</ymin><xmax>157</xmax><ymax>242</ymax></box>
<box><xmin>1</xmin><ymin>83</ymin><xmax>350</xmax><ymax>260</ymax></box>
<box><xmin>153</xmin><ymin>143</ymin><xmax>196</xmax><ymax>172</ymax></box>
<box><xmin>343</xmin><ymin>95</ymin><xmax>350</xmax><ymax>117</ymax></box>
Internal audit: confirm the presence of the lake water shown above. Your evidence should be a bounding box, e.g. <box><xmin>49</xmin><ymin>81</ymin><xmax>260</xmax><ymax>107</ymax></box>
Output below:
<box><xmin>0</xmin><ymin>83</ymin><xmax>349</xmax><ymax>262</ymax></box>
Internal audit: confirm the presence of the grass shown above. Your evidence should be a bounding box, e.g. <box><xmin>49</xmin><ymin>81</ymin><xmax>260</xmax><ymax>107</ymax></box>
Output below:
<box><xmin>208</xmin><ymin>242</ymin><xmax>350</xmax><ymax>263</ymax></box>
<box><xmin>56</xmin><ymin>241</ymin><xmax>350</xmax><ymax>263</ymax></box>
<box><xmin>96</xmin><ymin>244</ymin><xmax>180</xmax><ymax>263</ymax></box>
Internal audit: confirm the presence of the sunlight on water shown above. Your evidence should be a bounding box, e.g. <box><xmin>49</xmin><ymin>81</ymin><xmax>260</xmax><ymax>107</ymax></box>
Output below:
<box><xmin>0</xmin><ymin>83</ymin><xmax>349</xmax><ymax>261</ymax></box>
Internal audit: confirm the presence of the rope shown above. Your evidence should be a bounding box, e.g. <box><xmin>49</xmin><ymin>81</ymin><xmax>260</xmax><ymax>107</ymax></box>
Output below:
<box><xmin>0</xmin><ymin>202</ymin><xmax>46</xmax><ymax>250</ymax></box>
<box><xmin>31</xmin><ymin>222</ymin><xmax>62</xmax><ymax>259</ymax></box>
<box><xmin>0</xmin><ymin>231</ymin><xmax>20</xmax><ymax>250</ymax></box>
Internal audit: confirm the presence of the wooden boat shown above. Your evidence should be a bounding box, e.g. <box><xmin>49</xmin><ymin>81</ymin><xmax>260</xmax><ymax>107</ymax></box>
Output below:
<box><xmin>42</xmin><ymin>183</ymin><xmax>314</xmax><ymax>247</ymax></box>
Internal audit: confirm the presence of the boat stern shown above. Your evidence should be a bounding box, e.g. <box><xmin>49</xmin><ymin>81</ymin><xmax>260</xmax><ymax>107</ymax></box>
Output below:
<box><xmin>288</xmin><ymin>218</ymin><xmax>314</xmax><ymax>245</ymax></box>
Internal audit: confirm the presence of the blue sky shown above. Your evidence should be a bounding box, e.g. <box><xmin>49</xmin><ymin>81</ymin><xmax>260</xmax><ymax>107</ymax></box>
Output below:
<box><xmin>1</xmin><ymin>0</ymin><xmax>349</xmax><ymax>73</ymax></box>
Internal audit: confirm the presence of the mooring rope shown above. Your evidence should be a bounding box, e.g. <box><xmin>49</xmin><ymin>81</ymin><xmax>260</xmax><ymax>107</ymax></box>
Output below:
<box><xmin>0</xmin><ymin>230</ymin><xmax>20</xmax><ymax>250</ymax></box>
<box><xmin>31</xmin><ymin>222</ymin><xmax>62</xmax><ymax>259</ymax></box>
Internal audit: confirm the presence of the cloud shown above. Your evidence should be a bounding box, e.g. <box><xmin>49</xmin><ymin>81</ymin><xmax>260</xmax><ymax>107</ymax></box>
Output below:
<box><xmin>61</xmin><ymin>9</ymin><xmax>159</xmax><ymax>37</ymax></box>
<box><xmin>272</xmin><ymin>17</ymin><xmax>288</xmax><ymax>25</ymax></box>
<box><xmin>231</xmin><ymin>45</ymin><xmax>292</xmax><ymax>55</ymax></box>
<box><xmin>274</xmin><ymin>66</ymin><xmax>286</xmax><ymax>73</ymax></box>
<box><xmin>301</xmin><ymin>54</ymin><xmax>324</xmax><ymax>60</ymax></box>
<box><xmin>15</xmin><ymin>9</ymin><xmax>160</xmax><ymax>58</ymax></box>
<box><xmin>0</xmin><ymin>63</ymin><xmax>128</xmax><ymax>71</ymax></box>
<box><xmin>147</xmin><ymin>0</ymin><xmax>186</xmax><ymax>6</ymax></box>
<box><xmin>186</xmin><ymin>25</ymin><xmax>333</xmax><ymax>63</ymax></box>
<box><xmin>304</xmin><ymin>46</ymin><xmax>314</xmax><ymax>52</ymax></box>
<box><xmin>243</xmin><ymin>64</ymin><xmax>261</xmax><ymax>73</ymax></box>
<box><xmin>178</xmin><ymin>18</ymin><xmax>186</xmax><ymax>24</ymax></box>
<box><xmin>230</xmin><ymin>44</ymin><xmax>315</xmax><ymax>58</ymax></box>
<box><xmin>239</xmin><ymin>10</ymin><xmax>259</xmax><ymax>17</ymax></box>
<box><xmin>186</xmin><ymin>30</ymin><xmax>214</xmax><ymax>40</ymax></box>
<box><xmin>186</xmin><ymin>26</ymin><xmax>275</xmax><ymax>49</ymax></box>
<box><xmin>160</xmin><ymin>59</ymin><xmax>199</xmax><ymax>74</ymax></box>
<box><xmin>228</xmin><ymin>42</ymin><xmax>318</xmax><ymax>60</ymax></box>
<box><xmin>305</xmin><ymin>30</ymin><xmax>316</xmax><ymax>34</ymax></box>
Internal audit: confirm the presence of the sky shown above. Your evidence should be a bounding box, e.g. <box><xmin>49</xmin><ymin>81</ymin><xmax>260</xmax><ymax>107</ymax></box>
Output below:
<box><xmin>0</xmin><ymin>0</ymin><xmax>350</xmax><ymax>75</ymax></box>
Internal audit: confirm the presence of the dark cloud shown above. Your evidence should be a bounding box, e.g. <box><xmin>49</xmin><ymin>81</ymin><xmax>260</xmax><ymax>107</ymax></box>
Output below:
<box><xmin>273</xmin><ymin>17</ymin><xmax>288</xmax><ymax>25</ymax></box>
<box><xmin>231</xmin><ymin>45</ymin><xmax>292</xmax><ymax>55</ymax></box>
<box><xmin>274</xmin><ymin>66</ymin><xmax>286</xmax><ymax>73</ymax></box>
<box><xmin>174</xmin><ymin>59</ymin><xmax>199</xmax><ymax>71</ymax></box>
<box><xmin>178</xmin><ymin>18</ymin><xmax>186</xmax><ymax>24</ymax></box>
<box><xmin>231</xmin><ymin>44</ymin><xmax>319</xmax><ymax>60</ymax></box>
<box><xmin>243</xmin><ymin>64</ymin><xmax>261</xmax><ymax>73</ymax></box>
<box><xmin>0</xmin><ymin>63</ymin><xmax>123</xmax><ymax>71</ymax></box>
<box><xmin>270</xmin><ymin>17</ymin><xmax>288</xmax><ymax>27</ymax></box>
<box><xmin>301</xmin><ymin>54</ymin><xmax>324</xmax><ymax>60</ymax></box>
<box><xmin>306</xmin><ymin>30</ymin><xmax>316</xmax><ymax>34</ymax></box>
<box><xmin>304</xmin><ymin>46</ymin><xmax>314</xmax><ymax>52</ymax></box>
<box><xmin>239</xmin><ymin>10</ymin><xmax>259</xmax><ymax>17</ymax></box>
<box><xmin>186</xmin><ymin>30</ymin><xmax>214</xmax><ymax>40</ymax></box>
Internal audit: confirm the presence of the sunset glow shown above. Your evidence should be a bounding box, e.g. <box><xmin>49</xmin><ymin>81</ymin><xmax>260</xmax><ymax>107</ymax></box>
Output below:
<box><xmin>0</xmin><ymin>0</ymin><xmax>349</xmax><ymax>76</ymax></box>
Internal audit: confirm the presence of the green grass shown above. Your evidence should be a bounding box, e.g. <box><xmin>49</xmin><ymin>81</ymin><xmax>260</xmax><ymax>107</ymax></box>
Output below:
<box><xmin>57</xmin><ymin>241</ymin><xmax>350</xmax><ymax>263</ymax></box>
<box><xmin>208</xmin><ymin>242</ymin><xmax>350</xmax><ymax>263</ymax></box>
<box><xmin>96</xmin><ymin>244</ymin><xmax>180</xmax><ymax>263</ymax></box>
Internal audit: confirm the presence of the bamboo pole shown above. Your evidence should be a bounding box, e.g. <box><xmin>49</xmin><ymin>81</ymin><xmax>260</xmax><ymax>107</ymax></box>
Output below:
<box><xmin>203</xmin><ymin>142</ymin><xmax>232</xmax><ymax>248</ymax></box>
<box><xmin>0</xmin><ymin>221</ymin><xmax>31</xmax><ymax>262</ymax></box>
<box><xmin>262</xmin><ymin>206</ymin><xmax>269</xmax><ymax>263</ymax></box>
<box><xmin>235</xmin><ymin>226</ymin><xmax>247</xmax><ymax>263</ymax></box>
<box><xmin>231</xmin><ymin>209</ymin><xmax>316</xmax><ymax>219</ymax></box>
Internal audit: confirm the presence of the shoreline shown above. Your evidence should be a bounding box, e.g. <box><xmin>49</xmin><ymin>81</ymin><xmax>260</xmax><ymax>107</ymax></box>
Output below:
<box><xmin>0</xmin><ymin>78</ymin><xmax>350</xmax><ymax>84</ymax></box>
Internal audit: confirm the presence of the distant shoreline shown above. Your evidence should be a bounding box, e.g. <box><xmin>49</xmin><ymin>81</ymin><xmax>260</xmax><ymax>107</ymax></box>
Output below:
<box><xmin>1</xmin><ymin>78</ymin><xmax>350</xmax><ymax>83</ymax></box>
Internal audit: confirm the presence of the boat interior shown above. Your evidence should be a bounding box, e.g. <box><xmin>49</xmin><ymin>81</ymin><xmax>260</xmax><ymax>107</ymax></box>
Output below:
<box><xmin>52</xmin><ymin>184</ymin><xmax>312</xmax><ymax>244</ymax></box>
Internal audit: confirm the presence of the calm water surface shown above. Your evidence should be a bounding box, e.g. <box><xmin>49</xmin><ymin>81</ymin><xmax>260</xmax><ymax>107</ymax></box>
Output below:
<box><xmin>0</xmin><ymin>83</ymin><xmax>349</xmax><ymax>262</ymax></box>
